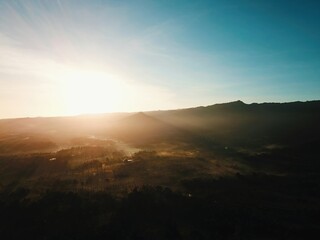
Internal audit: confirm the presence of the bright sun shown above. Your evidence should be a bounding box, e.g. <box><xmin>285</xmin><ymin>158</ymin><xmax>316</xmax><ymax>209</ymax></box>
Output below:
<box><xmin>59</xmin><ymin>69</ymin><xmax>125</xmax><ymax>115</ymax></box>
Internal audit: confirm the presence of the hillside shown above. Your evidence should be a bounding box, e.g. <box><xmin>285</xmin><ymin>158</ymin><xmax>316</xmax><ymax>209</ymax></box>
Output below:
<box><xmin>1</xmin><ymin>100</ymin><xmax>320</xmax><ymax>152</ymax></box>
<box><xmin>1</xmin><ymin>100</ymin><xmax>320</xmax><ymax>239</ymax></box>
<box><xmin>148</xmin><ymin>100</ymin><xmax>320</xmax><ymax>147</ymax></box>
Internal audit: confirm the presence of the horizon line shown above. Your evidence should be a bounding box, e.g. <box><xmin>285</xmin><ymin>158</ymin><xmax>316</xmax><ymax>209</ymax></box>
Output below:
<box><xmin>1</xmin><ymin>99</ymin><xmax>319</xmax><ymax>121</ymax></box>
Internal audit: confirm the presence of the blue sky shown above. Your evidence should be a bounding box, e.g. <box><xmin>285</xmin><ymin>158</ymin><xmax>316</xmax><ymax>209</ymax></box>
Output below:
<box><xmin>0</xmin><ymin>0</ymin><xmax>319</xmax><ymax>118</ymax></box>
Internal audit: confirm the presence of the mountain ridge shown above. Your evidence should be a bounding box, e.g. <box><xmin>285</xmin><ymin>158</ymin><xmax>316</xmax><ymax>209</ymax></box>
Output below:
<box><xmin>1</xmin><ymin>100</ymin><xmax>320</xmax><ymax>121</ymax></box>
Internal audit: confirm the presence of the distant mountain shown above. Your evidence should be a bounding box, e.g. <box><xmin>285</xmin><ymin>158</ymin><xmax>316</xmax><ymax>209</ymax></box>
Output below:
<box><xmin>0</xmin><ymin>100</ymin><xmax>319</xmax><ymax>149</ymax></box>
<box><xmin>148</xmin><ymin>100</ymin><xmax>320</xmax><ymax>147</ymax></box>
<box><xmin>106</xmin><ymin>112</ymin><xmax>188</xmax><ymax>144</ymax></box>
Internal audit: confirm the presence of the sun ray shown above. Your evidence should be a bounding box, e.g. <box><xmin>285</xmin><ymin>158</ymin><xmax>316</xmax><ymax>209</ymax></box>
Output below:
<box><xmin>58</xmin><ymin>69</ymin><xmax>125</xmax><ymax>115</ymax></box>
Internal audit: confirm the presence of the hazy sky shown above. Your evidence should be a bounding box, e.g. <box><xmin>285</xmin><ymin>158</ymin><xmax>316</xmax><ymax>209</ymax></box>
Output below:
<box><xmin>1</xmin><ymin>0</ymin><xmax>319</xmax><ymax>118</ymax></box>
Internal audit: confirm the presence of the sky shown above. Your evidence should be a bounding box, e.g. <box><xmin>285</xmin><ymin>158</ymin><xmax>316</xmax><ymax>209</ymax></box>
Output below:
<box><xmin>0</xmin><ymin>0</ymin><xmax>319</xmax><ymax>118</ymax></box>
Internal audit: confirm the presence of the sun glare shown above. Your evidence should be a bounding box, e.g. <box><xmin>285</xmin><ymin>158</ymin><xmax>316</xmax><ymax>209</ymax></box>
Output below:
<box><xmin>59</xmin><ymin>69</ymin><xmax>125</xmax><ymax>115</ymax></box>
